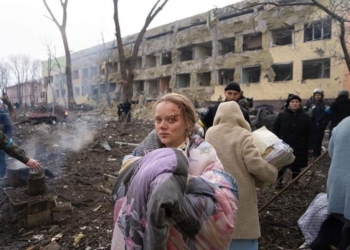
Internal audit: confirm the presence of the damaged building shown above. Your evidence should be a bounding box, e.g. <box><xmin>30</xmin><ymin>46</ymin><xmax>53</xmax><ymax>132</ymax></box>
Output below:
<box><xmin>42</xmin><ymin>0</ymin><xmax>350</xmax><ymax>107</ymax></box>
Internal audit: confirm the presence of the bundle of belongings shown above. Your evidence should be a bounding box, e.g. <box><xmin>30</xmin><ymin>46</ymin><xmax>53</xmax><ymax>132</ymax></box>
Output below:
<box><xmin>252</xmin><ymin>126</ymin><xmax>295</xmax><ymax>188</ymax></box>
<box><xmin>298</xmin><ymin>193</ymin><xmax>345</xmax><ymax>249</ymax></box>
<box><xmin>111</xmin><ymin>135</ymin><xmax>239</xmax><ymax>250</ymax></box>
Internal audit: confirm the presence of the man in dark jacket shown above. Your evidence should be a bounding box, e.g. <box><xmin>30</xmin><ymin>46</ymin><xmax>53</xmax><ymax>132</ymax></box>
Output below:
<box><xmin>272</xmin><ymin>95</ymin><xmax>313</xmax><ymax>185</ymax></box>
<box><xmin>318</xmin><ymin>90</ymin><xmax>350</xmax><ymax>138</ymax></box>
<box><xmin>0</xmin><ymin>109</ymin><xmax>13</xmax><ymax>177</ymax></box>
<box><xmin>0</xmin><ymin>130</ymin><xmax>41</xmax><ymax>173</ymax></box>
<box><xmin>305</xmin><ymin>89</ymin><xmax>328</xmax><ymax>158</ymax></box>
<box><xmin>123</xmin><ymin>99</ymin><xmax>132</xmax><ymax>123</ymax></box>
<box><xmin>117</xmin><ymin>103</ymin><xmax>124</xmax><ymax>121</ymax></box>
<box><xmin>198</xmin><ymin>82</ymin><xmax>251</xmax><ymax>131</ymax></box>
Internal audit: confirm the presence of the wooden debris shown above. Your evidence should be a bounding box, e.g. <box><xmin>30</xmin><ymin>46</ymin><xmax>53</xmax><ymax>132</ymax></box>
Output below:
<box><xmin>73</xmin><ymin>232</ymin><xmax>85</xmax><ymax>247</ymax></box>
<box><xmin>93</xmin><ymin>205</ymin><xmax>102</xmax><ymax>212</ymax></box>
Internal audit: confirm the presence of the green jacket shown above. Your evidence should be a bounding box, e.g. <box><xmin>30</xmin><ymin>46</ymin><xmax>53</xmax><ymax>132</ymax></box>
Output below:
<box><xmin>238</xmin><ymin>98</ymin><xmax>250</xmax><ymax>111</ymax></box>
<box><xmin>0</xmin><ymin>131</ymin><xmax>29</xmax><ymax>164</ymax></box>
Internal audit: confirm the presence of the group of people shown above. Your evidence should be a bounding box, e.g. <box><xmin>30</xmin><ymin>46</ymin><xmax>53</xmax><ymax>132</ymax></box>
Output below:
<box><xmin>111</xmin><ymin>81</ymin><xmax>350</xmax><ymax>249</ymax></box>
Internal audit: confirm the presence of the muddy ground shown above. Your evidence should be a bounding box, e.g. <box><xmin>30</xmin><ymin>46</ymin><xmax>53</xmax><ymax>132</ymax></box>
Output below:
<box><xmin>0</xmin><ymin>109</ymin><xmax>330</xmax><ymax>250</ymax></box>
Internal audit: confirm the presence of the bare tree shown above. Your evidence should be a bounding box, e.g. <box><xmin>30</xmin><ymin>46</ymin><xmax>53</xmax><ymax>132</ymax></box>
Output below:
<box><xmin>43</xmin><ymin>0</ymin><xmax>75</xmax><ymax>110</ymax></box>
<box><xmin>8</xmin><ymin>54</ymin><xmax>31</xmax><ymax>106</ymax></box>
<box><xmin>231</xmin><ymin>0</ymin><xmax>350</xmax><ymax>73</ymax></box>
<box><xmin>29</xmin><ymin>60</ymin><xmax>41</xmax><ymax>106</ymax></box>
<box><xmin>113</xmin><ymin>0</ymin><xmax>169</xmax><ymax>101</ymax></box>
<box><xmin>42</xmin><ymin>40</ymin><xmax>57</xmax><ymax>103</ymax></box>
<box><xmin>0</xmin><ymin>59</ymin><xmax>10</xmax><ymax>92</ymax></box>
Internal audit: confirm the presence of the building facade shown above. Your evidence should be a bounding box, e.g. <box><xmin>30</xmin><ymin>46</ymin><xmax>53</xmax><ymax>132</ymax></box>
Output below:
<box><xmin>42</xmin><ymin>0</ymin><xmax>350</xmax><ymax>107</ymax></box>
<box><xmin>6</xmin><ymin>81</ymin><xmax>44</xmax><ymax>106</ymax></box>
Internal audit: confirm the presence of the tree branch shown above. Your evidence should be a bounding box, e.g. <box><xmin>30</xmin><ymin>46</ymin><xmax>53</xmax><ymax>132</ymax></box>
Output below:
<box><xmin>339</xmin><ymin>20</ymin><xmax>350</xmax><ymax>72</ymax></box>
<box><xmin>130</xmin><ymin>0</ymin><xmax>169</xmax><ymax>70</ymax></box>
<box><xmin>62</xmin><ymin>0</ymin><xmax>68</xmax><ymax>29</ymax></box>
<box><xmin>43</xmin><ymin>0</ymin><xmax>61</xmax><ymax>28</ymax></box>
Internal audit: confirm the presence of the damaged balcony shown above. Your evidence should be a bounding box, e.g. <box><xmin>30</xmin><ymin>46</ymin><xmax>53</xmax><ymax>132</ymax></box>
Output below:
<box><xmin>178</xmin><ymin>46</ymin><xmax>193</xmax><ymax>62</ymax></box>
<box><xmin>242</xmin><ymin>33</ymin><xmax>262</xmax><ymax>51</ymax></box>
<box><xmin>218</xmin><ymin>69</ymin><xmax>235</xmax><ymax>85</ymax></box>
<box><xmin>302</xmin><ymin>58</ymin><xmax>330</xmax><ymax>80</ymax></box>
<box><xmin>269</xmin><ymin>63</ymin><xmax>293</xmax><ymax>82</ymax></box>
<box><xmin>176</xmin><ymin>74</ymin><xmax>191</xmax><ymax>88</ymax></box>
<box><xmin>270</xmin><ymin>27</ymin><xmax>294</xmax><ymax>47</ymax></box>
<box><xmin>219</xmin><ymin>37</ymin><xmax>235</xmax><ymax>55</ymax></box>
<box><xmin>194</xmin><ymin>42</ymin><xmax>213</xmax><ymax>60</ymax></box>
<box><xmin>197</xmin><ymin>72</ymin><xmax>211</xmax><ymax>86</ymax></box>
<box><xmin>145</xmin><ymin>54</ymin><xmax>157</xmax><ymax>68</ymax></box>
<box><xmin>242</xmin><ymin>66</ymin><xmax>261</xmax><ymax>83</ymax></box>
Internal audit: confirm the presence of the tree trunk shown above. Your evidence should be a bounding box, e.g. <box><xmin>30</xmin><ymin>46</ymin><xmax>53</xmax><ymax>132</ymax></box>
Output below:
<box><xmin>61</xmin><ymin>31</ymin><xmax>75</xmax><ymax>110</ymax></box>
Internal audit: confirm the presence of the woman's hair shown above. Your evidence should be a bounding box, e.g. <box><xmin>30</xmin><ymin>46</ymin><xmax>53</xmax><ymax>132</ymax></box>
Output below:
<box><xmin>153</xmin><ymin>93</ymin><xmax>197</xmax><ymax>136</ymax></box>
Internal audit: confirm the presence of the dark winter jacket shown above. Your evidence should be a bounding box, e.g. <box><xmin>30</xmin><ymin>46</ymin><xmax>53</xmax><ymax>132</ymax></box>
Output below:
<box><xmin>272</xmin><ymin>108</ymin><xmax>312</xmax><ymax>169</ymax></box>
<box><xmin>0</xmin><ymin>131</ymin><xmax>30</xmax><ymax>164</ymax></box>
<box><xmin>0</xmin><ymin>111</ymin><xmax>13</xmax><ymax>137</ymax></box>
<box><xmin>199</xmin><ymin>102</ymin><xmax>251</xmax><ymax>129</ymax></box>
<box><xmin>318</xmin><ymin>96</ymin><xmax>350</xmax><ymax>131</ymax></box>
<box><xmin>309</xmin><ymin>100</ymin><xmax>328</xmax><ymax>129</ymax></box>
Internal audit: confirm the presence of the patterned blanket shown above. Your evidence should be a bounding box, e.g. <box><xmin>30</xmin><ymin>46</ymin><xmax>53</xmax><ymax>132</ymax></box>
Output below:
<box><xmin>111</xmin><ymin>147</ymin><xmax>238</xmax><ymax>250</ymax></box>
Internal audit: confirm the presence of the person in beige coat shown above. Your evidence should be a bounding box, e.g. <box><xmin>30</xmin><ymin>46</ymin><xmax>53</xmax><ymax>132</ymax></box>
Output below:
<box><xmin>206</xmin><ymin>101</ymin><xmax>278</xmax><ymax>250</ymax></box>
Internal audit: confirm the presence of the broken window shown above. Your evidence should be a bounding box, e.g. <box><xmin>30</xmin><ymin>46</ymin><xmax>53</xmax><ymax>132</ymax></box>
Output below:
<box><xmin>302</xmin><ymin>58</ymin><xmax>330</xmax><ymax>80</ymax></box>
<box><xmin>219</xmin><ymin>38</ymin><xmax>235</xmax><ymax>55</ymax></box>
<box><xmin>219</xmin><ymin>69</ymin><xmax>235</xmax><ymax>85</ymax></box>
<box><xmin>269</xmin><ymin>63</ymin><xmax>293</xmax><ymax>82</ymax></box>
<box><xmin>74</xmin><ymin>87</ymin><xmax>80</xmax><ymax>96</ymax></box>
<box><xmin>197</xmin><ymin>72</ymin><xmax>211</xmax><ymax>86</ymax></box>
<box><xmin>159</xmin><ymin>77</ymin><xmax>170</xmax><ymax>94</ymax></box>
<box><xmin>135</xmin><ymin>57</ymin><xmax>142</xmax><ymax>69</ymax></box>
<box><xmin>160</xmin><ymin>52</ymin><xmax>172</xmax><ymax>65</ymax></box>
<box><xmin>82</xmin><ymin>68</ymin><xmax>89</xmax><ymax>79</ymax></box>
<box><xmin>242</xmin><ymin>33</ymin><xmax>262</xmax><ymax>51</ymax></box>
<box><xmin>147</xmin><ymin>80</ymin><xmax>159</xmax><ymax>99</ymax></box>
<box><xmin>304</xmin><ymin>18</ymin><xmax>332</xmax><ymax>42</ymax></box>
<box><xmin>134</xmin><ymin>81</ymin><xmax>144</xmax><ymax>94</ymax></box>
<box><xmin>241</xmin><ymin>66</ymin><xmax>261</xmax><ymax>83</ymax></box>
<box><xmin>109</xmin><ymin>83</ymin><xmax>116</xmax><ymax>92</ymax></box>
<box><xmin>178</xmin><ymin>47</ymin><xmax>193</xmax><ymax>62</ymax></box>
<box><xmin>176</xmin><ymin>74</ymin><xmax>191</xmax><ymax>88</ymax></box>
<box><xmin>44</xmin><ymin>76</ymin><xmax>53</xmax><ymax>84</ymax></box>
<box><xmin>145</xmin><ymin>55</ymin><xmax>156</xmax><ymax>68</ymax></box>
<box><xmin>271</xmin><ymin>27</ymin><xmax>293</xmax><ymax>46</ymax></box>
<box><xmin>194</xmin><ymin>42</ymin><xmax>212</xmax><ymax>59</ymax></box>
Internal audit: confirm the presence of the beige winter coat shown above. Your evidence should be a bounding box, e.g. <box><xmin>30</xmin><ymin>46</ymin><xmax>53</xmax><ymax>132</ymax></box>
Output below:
<box><xmin>206</xmin><ymin>101</ymin><xmax>277</xmax><ymax>240</ymax></box>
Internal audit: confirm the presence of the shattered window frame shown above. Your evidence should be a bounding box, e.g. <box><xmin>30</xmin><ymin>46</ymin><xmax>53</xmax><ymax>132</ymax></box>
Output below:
<box><xmin>196</xmin><ymin>72</ymin><xmax>211</xmax><ymax>86</ymax></box>
<box><xmin>242</xmin><ymin>33</ymin><xmax>263</xmax><ymax>52</ymax></box>
<box><xmin>304</xmin><ymin>18</ymin><xmax>332</xmax><ymax>42</ymax></box>
<box><xmin>270</xmin><ymin>27</ymin><xmax>294</xmax><ymax>47</ymax></box>
<box><xmin>176</xmin><ymin>74</ymin><xmax>191</xmax><ymax>88</ymax></box>
<box><xmin>241</xmin><ymin>65</ymin><xmax>261</xmax><ymax>84</ymax></box>
<box><xmin>269</xmin><ymin>63</ymin><xmax>293</xmax><ymax>82</ymax></box>
<box><xmin>218</xmin><ymin>37</ymin><xmax>236</xmax><ymax>55</ymax></box>
<box><xmin>218</xmin><ymin>69</ymin><xmax>235</xmax><ymax>85</ymax></box>
<box><xmin>145</xmin><ymin>54</ymin><xmax>157</xmax><ymax>68</ymax></box>
<box><xmin>302</xmin><ymin>58</ymin><xmax>331</xmax><ymax>80</ymax></box>
<box><xmin>177</xmin><ymin>47</ymin><xmax>193</xmax><ymax>62</ymax></box>
<box><xmin>160</xmin><ymin>51</ymin><xmax>172</xmax><ymax>65</ymax></box>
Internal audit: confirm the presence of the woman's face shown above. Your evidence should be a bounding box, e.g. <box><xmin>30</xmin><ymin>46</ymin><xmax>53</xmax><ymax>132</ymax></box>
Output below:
<box><xmin>154</xmin><ymin>101</ymin><xmax>188</xmax><ymax>148</ymax></box>
<box><xmin>289</xmin><ymin>99</ymin><xmax>300</xmax><ymax>111</ymax></box>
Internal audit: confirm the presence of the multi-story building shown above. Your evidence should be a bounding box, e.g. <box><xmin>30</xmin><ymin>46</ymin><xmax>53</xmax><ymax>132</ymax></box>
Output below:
<box><xmin>6</xmin><ymin>81</ymin><xmax>44</xmax><ymax>106</ymax></box>
<box><xmin>42</xmin><ymin>0</ymin><xmax>350</xmax><ymax>107</ymax></box>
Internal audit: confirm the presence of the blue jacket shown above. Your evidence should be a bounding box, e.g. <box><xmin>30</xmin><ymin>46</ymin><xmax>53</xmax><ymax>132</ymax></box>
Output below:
<box><xmin>0</xmin><ymin>111</ymin><xmax>12</xmax><ymax>137</ymax></box>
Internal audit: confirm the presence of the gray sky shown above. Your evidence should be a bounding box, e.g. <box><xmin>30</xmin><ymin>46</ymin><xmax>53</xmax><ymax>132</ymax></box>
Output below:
<box><xmin>0</xmin><ymin>0</ymin><xmax>238</xmax><ymax>62</ymax></box>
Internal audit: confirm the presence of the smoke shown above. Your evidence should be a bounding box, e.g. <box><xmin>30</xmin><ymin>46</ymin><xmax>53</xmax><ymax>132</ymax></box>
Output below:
<box><xmin>8</xmin><ymin>122</ymin><xmax>97</xmax><ymax>171</ymax></box>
